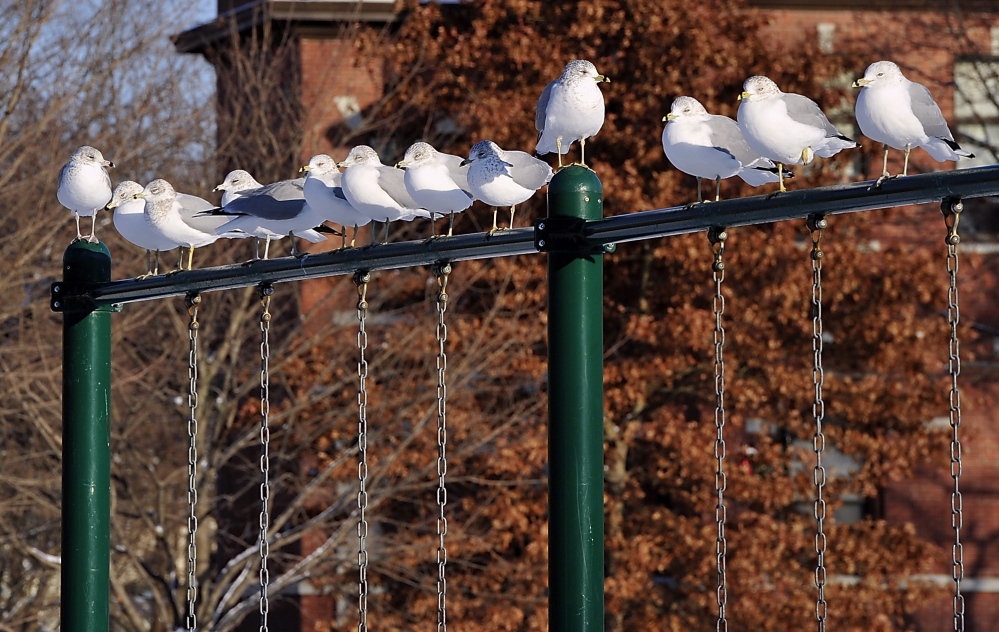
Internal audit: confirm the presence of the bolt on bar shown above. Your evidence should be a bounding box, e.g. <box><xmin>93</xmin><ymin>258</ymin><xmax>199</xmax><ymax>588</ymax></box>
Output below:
<box><xmin>52</xmin><ymin>165</ymin><xmax>999</xmax><ymax>309</ymax></box>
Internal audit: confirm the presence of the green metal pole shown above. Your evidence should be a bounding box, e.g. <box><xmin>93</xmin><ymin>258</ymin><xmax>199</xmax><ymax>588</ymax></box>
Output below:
<box><xmin>546</xmin><ymin>165</ymin><xmax>604</xmax><ymax>632</ymax></box>
<box><xmin>59</xmin><ymin>240</ymin><xmax>112</xmax><ymax>632</ymax></box>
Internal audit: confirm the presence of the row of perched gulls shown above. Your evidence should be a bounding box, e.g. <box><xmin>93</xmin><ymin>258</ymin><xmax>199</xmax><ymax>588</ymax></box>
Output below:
<box><xmin>57</xmin><ymin>59</ymin><xmax>973</xmax><ymax>275</ymax></box>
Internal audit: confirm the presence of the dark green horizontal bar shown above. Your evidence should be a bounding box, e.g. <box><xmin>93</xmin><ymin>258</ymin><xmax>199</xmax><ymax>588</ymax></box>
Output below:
<box><xmin>60</xmin><ymin>165</ymin><xmax>999</xmax><ymax>308</ymax></box>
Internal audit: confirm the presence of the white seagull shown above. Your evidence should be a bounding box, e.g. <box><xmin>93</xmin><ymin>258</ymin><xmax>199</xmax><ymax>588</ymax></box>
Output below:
<box><xmin>57</xmin><ymin>145</ymin><xmax>114</xmax><ymax>243</ymax></box>
<box><xmin>536</xmin><ymin>60</ymin><xmax>611</xmax><ymax>169</ymax></box>
<box><xmin>737</xmin><ymin>76</ymin><xmax>857</xmax><ymax>192</ymax></box>
<box><xmin>854</xmin><ymin>60</ymin><xmax>974</xmax><ymax>180</ymax></box>
<box><xmin>338</xmin><ymin>145</ymin><xmax>429</xmax><ymax>242</ymax></box>
<box><xmin>461</xmin><ymin>140</ymin><xmax>553</xmax><ymax>233</ymax></box>
<box><xmin>662</xmin><ymin>96</ymin><xmax>784</xmax><ymax>202</ymax></box>
<box><xmin>396</xmin><ymin>141</ymin><xmax>474</xmax><ymax>236</ymax></box>
<box><xmin>211</xmin><ymin>170</ymin><xmax>327</xmax><ymax>259</ymax></box>
<box><xmin>301</xmin><ymin>154</ymin><xmax>370</xmax><ymax>248</ymax></box>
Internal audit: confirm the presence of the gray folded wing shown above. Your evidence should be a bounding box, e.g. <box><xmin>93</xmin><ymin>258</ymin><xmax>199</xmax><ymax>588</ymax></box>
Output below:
<box><xmin>535</xmin><ymin>79</ymin><xmax>555</xmax><ymax>134</ymax></box>
<box><xmin>222</xmin><ymin>178</ymin><xmax>306</xmax><ymax>221</ymax></box>
<box><xmin>175</xmin><ymin>193</ymin><xmax>232</xmax><ymax>233</ymax></box>
<box><xmin>375</xmin><ymin>165</ymin><xmax>424</xmax><ymax>210</ymax></box>
<box><xmin>908</xmin><ymin>81</ymin><xmax>954</xmax><ymax>140</ymax></box>
<box><xmin>706</xmin><ymin>115</ymin><xmax>753</xmax><ymax>164</ymax></box>
<box><xmin>505</xmin><ymin>150</ymin><xmax>554</xmax><ymax>190</ymax></box>
<box><xmin>439</xmin><ymin>152</ymin><xmax>473</xmax><ymax>195</ymax></box>
<box><xmin>782</xmin><ymin>93</ymin><xmax>842</xmax><ymax>137</ymax></box>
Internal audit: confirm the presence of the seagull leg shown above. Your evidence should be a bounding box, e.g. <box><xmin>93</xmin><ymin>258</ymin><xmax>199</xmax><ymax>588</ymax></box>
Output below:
<box><xmin>73</xmin><ymin>214</ymin><xmax>83</xmax><ymax>242</ymax></box>
<box><xmin>351</xmin><ymin>225</ymin><xmax>358</xmax><ymax>248</ymax></box>
<box><xmin>290</xmin><ymin>232</ymin><xmax>301</xmax><ymax>257</ymax></box>
<box><xmin>154</xmin><ymin>251</ymin><xmax>160</xmax><ymax>275</ymax></box>
<box><xmin>903</xmin><ymin>144</ymin><xmax>911</xmax><ymax>177</ymax></box>
<box><xmin>580</xmin><ymin>138</ymin><xmax>586</xmax><ymax>168</ymax></box>
<box><xmin>254</xmin><ymin>238</ymin><xmax>261</xmax><ymax>260</ymax></box>
<box><xmin>714</xmin><ymin>176</ymin><xmax>722</xmax><ymax>202</ymax></box>
<box><xmin>187</xmin><ymin>247</ymin><xmax>195</xmax><ymax>271</ymax></box>
<box><xmin>447</xmin><ymin>212</ymin><xmax>455</xmax><ymax>237</ymax></box>
<box><xmin>556</xmin><ymin>138</ymin><xmax>564</xmax><ymax>170</ymax></box>
<box><xmin>509</xmin><ymin>205</ymin><xmax>516</xmax><ymax>230</ymax></box>
<box><xmin>262</xmin><ymin>237</ymin><xmax>271</xmax><ymax>260</ymax></box>
<box><xmin>696</xmin><ymin>178</ymin><xmax>703</xmax><ymax>203</ymax></box>
<box><xmin>383</xmin><ymin>222</ymin><xmax>390</xmax><ymax>244</ymax></box>
<box><xmin>881</xmin><ymin>143</ymin><xmax>891</xmax><ymax>179</ymax></box>
<box><xmin>87</xmin><ymin>214</ymin><xmax>99</xmax><ymax>243</ymax></box>
<box><xmin>136</xmin><ymin>250</ymin><xmax>155</xmax><ymax>280</ymax></box>
<box><xmin>488</xmin><ymin>207</ymin><xmax>499</xmax><ymax>236</ymax></box>
<box><xmin>340</xmin><ymin>225</ymin><xmax>347</xmax><ymax>249</ymax></box>
<box><xmin>778</xmin><ymin>164</ymin><xmax>787</xmax><ymax>193</ymax></box>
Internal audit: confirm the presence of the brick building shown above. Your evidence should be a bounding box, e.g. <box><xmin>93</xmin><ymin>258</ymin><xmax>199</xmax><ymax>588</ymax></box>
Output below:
<box><xmin>176</xmin><ymin>2</ymin><xmax>999</xmax><ymax>630</ymax></box>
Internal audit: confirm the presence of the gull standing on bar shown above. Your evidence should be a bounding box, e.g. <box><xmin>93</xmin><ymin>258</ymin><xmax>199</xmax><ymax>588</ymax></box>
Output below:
<box><xmin>396</xmin><ymin>141</ymin><xmax>473</xmax><ymax>236</ymax></box>
<box><xmin>662</xmin><ymin>96</ymin><xmax>786</xmax><ymax>202</ymax></box>
<box><xmin>109</xmin><ymin>180</ymin><xmax>238</xmax><ymax>275</ymax></box>
<box><xmin>135</xmin><ymin>179</ymin><xmax>237</xmax><ymax>271</ymax></box>
<box><xmin>338</xmin><ymin>145</ymin><xmax>429</xmax><ymax>243</ymax></box>
<box><xmin>737</xmin><ymin>76</ymin><xmax>857</xmax><ymax>192</ymax></box>
<box><xmin>461</xmin><ymin>140</ymin><xmax>553</xmax><ymax>234</ymax></box>
<box><xmin>211</xmin><ymin>170</ymin><xmax>327</xmax><ymax>259</ymax></box>
<box><xmin>854</xmin><ymin>60</ymin><xmax>974</xmax><ymax>181</ymax></box>
<box><xmin>536</xmin><ymin>60</ymin><xmax>611</xmax><ymax>169</ymax></box>
<box><xmin>301</xmin><ymin>154</ymin><xmax>370</xmax><ymax>248</ymax></box>
<box><xmin>57</xmin><ymin>145</ymin><xmax>114</xmax><ymax>243</ymax></box>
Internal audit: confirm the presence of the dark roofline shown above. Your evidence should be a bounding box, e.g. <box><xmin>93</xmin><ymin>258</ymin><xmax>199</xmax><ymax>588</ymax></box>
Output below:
<box><xmin>748</xmin><ymin>0</ymin><xmax>999</xmax><ymax>10</ymax></box>
<box><xmin>173</xmin><ymin>1</ymin><xmax>401</xmax><ymax>55</ymax></box>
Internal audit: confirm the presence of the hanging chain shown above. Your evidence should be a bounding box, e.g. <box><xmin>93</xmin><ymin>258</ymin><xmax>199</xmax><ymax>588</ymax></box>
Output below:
<box><xmin>354</xmin><ymin>271</ymin><xmax>371</xmax><ymax>632</ymax></box>
<box><xmin>184</xmin><ymin>293</ymin><xmax>201</xmax><ymax>632</ymax></box>
<box><xmin>807</xmin><ymin>214</ymin><xmax>828</xmax><ymax>632</ymax></box>
<box><xmin>942</xmin><ymin>199</ymin><xmax>965</xmax><ymax>632</ymax></box>
<box><xmin>433</xmin><ymin>262</ymin><xmax>452</xmax><ymax>632</ymax></box>
<box><xmin>258</xmin><ymin>284</ymin><xmax>274</xmax><ymax>632</ymax></box>
<box><xmin>707</xmin><ymin>228</ymin><xmax>729</xmax><ymax>632</ymax></box>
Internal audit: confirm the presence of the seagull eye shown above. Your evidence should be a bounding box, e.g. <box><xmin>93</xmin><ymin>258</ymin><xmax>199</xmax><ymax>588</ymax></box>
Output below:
<box><xmin>877</xmin><ymin>72</ymin><xmax>884</xmax><ymax>77</ymax></box>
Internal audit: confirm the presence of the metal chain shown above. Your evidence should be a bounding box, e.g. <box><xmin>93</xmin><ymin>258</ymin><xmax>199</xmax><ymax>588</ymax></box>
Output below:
<box><xmin>807</xmin><ymin>214</ymin><xmax>828</xmax><ymax>632</ymax></box>
<box><xmin>707</xmin><ymin>228</ymin><xmax>729</xmax><ymax>632</ymax></box>
<box><xmin>258</xmin><ymin>284</ymin><xmax>274</xmax><ymax>632</ymax></box>
<box><xmin>354</xmin><ymin>271</ymin><xmax>371</xmax><ymax>632</ymax></box>
<box><xmin>184</xmin><ymin>292</ymin><xmax>201</xmax><ymax>632</ymax></box>
<box><xmin>942</xmin><ymin>199</ymin><xmax>965</xmax><ymax>632</ymax></box>
<box><xmin>433</xmin><ymin>262</ymin><xmax>452</xmax><ymax>632</ymax></box>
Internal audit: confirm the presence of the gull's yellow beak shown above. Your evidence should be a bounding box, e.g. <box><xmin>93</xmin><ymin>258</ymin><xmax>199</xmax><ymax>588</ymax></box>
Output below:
<box><xmin>459</xmin><ymin>158</ymin><xmax>472</xmax><ymax>167</ymax></box>
<box><xmin>738</xmin><ymin>91</ymin><xmax>751</xmax><ymax>101</ymax></box>
<box><xmin>596</xmin><ymin>75</ymin><xmax>610</xmax><ymax>83</ymax></box>
<box><xmin>336</xmin><ymin>161</ymin><xmax>348</xmax><ymax>169</ymax></box>
<box><xmin>664</xmin><ymin>113</ymin><xmax>678</xmax><ymax>122</ymax></box>
<box><xmin>395</xmin><ymin>161</ymin><xmax>408</xmax><ymax>169</ymax></box>
<box><xmin>132</xmin><ymin>192</ymin><xmax>145</xmax><ymax>200</ymax></box>
<box><xmin>299</xmin><ymin>165</ymin><xmax>311</xmax><ymax>173</ymax></box>
<box><xmin>853</xmin><ymin>78</ymin><xmax>871</xmax><ymax>88</ymax></box>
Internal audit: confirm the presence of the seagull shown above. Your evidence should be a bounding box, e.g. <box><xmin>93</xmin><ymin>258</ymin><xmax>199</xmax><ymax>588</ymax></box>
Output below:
<box><xmin>854</xmin><ymin>61</ymin><xmax>974</xmax><ymax>180</ymax></box>
<box><xmin>57</xmin><ymin>145</ymin><xmax>114</xmax><ymax>243</ymax></box>
<box><xmin>211</xmin><ymin>170</ymin><xmax>327</xmax><ymax>259</ymax></box>
<box><xmin>109</xmin><ymin>180</ymin><xmax>239</xmax><ymax>276</ymax></box>
<box><xmin>134</xmin><ymin>179</ymin><xmax>234</xmax><ymax>271</ymax></box>
<box><xmin>396</xmin><ymin>141</ymin><xmax>474</xmax><ymax>236</ymax></box>
<box><xmin>338</xmin><ymin>145</ymin><xmax>429</xmax><ymax>243</ymax></box>
<box><xmin>461</xmin><ymin>140</ymin><xmax>553</xmax><ymax>233</ymax></box>
<box><xmin>536</xmin><ymin>60</ymin><xmax>611</xmax><ymax>169</ymax></box>
<box><xmin>662</xmin><ymin>96</ymin><xmax>786</xmax><ymax>202</ymax></box>
<box><xmin>737</xmin><ymin>76</ymin><xmax>857</xmax><ymax>192</ymax></box>
<box><xmin>301</xmin><ymin>154</ymin><xmax>370</xmax><ymax>248</ymax></box>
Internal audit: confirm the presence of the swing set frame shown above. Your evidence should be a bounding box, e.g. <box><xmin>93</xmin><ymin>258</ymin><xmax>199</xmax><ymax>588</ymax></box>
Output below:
<box><xmin>53</xmin><ymin>164</ymin><xmax>999</xmax><ymax>632</ymax></box>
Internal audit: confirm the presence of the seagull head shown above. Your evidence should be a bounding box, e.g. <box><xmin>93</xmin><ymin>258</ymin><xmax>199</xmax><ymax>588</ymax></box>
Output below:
<box><xmin>664</xmin><ymin>96</ymin><xmax>709</xmax><ymax>122</ymax></box>
<box><xmin>301</xmin><ymin>154</ymin><xmax>338</xmax><ymax>175</ymax></box>
<box><xmin>738</xmin><ymin>76</ymin><xmax>780</xmax><ymax>102</ymax></box>
<box><xmin>213</xmin><ymin>169</ymin><xmax>260</xmax><ymax>193</ymax></box>
<box><xmin>71</xmin><ymin>145</ymin><xmax>115</xmax><ymax>169</ymax></box>
<box><xmin>561</xmin><ymin>59</ymin><xmax>610</xmax><ymax>84</ymax></box>
<box><xmin>105</xmin><ymin>180</ymin><xmax>143</xmax><ymax>210</ymax></box>
<box><xmin>460</xmin><ymin>140</ymin><xmax>502</xmax><ymax>167</ymax></box>
<box><xmin>396</xmin><ymin>141</ymin><xmax>438</xmax><ymax>169</ymax></box>
<box><xmin>134</xmin><ymin>179</ymin><xmax>175</xmax><ymax>202</ymax></box>
<box><xmin>338</xmin><ymin>145</ymin><xmax>380</xmax><ymax>169</ymax></box>
<box><xmin>853</xmin><ymin>61</ymin><xmax>903</xmax><ymax>88</ymax></box>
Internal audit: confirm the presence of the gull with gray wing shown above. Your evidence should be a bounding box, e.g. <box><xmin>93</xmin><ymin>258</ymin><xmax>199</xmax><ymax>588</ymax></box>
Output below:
<box><xmin>301</xmin><ymin>154</ymin><xmax>370</xmax><ymax>248</ymax></box>
<box><xmin>396</xmin><ymin>141</ymin><xmax>474</xmax><ymax>236</ymax></box>
<box><xmin>338</xmin><ymin>145</ymin><xmax>429</xmax><ymax>243</ymax></box>
<box><xmin>461</xmin><ymin>140</ymin><xmax>553</xmax><ymax>233</ymax></box>
<box><xmin>57</xmin><ymin>145</ymin><xmax>114</xmax><ymax>242</ymax></box>
<box><xmin>536</xmin><ymin>60</ymin><xmax>611</xmax><ymax>169</ymax></box>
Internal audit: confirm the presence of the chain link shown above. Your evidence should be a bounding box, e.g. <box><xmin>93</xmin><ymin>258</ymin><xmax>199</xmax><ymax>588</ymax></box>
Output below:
<box><xmin>354</xmin><ymin>271</ymin><xmax>371</xmax><ymax>632</ymax></box>
<box><xmin>433</xmin><ymin>262</ymin><xmax>452</xmax><ymax>632</ymax></box>
<box><xmin>707</xmin><ymin>228</ymin><xmax>729</xmax><ymax>632</ymax></box>
<box><xmin>184</xmin><ymin>293</ymin><xmax>201</xmax><ymax>632</ymax></box>
<box><xmin>258</xmin><ymin>285</ymin><xmax>274</xmax><ymax>632</ymax></box>
<box><xmin>807</xmin><ymin>215</ymin><xmax>828</xmax><ymax>632</ymax></box>
<box><xmin>942</xmin><ymin>199</ymin><xmax>965</xmax><ymax>632</ymax></box>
